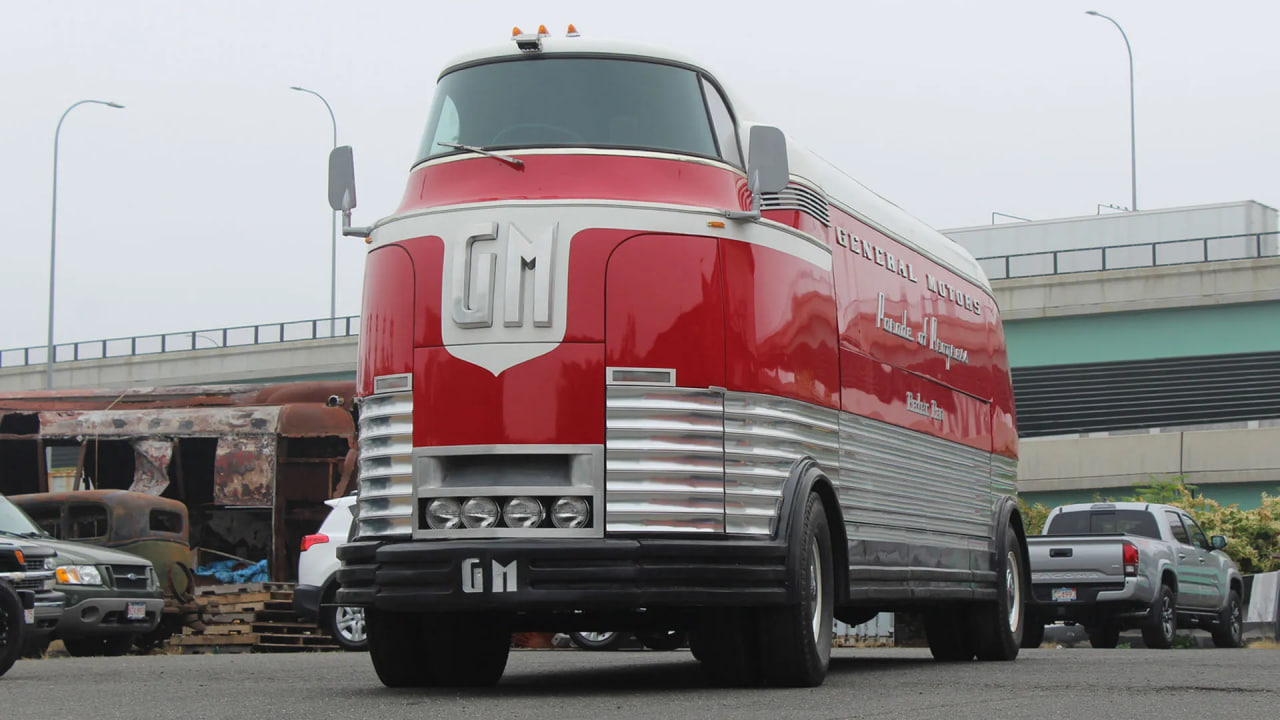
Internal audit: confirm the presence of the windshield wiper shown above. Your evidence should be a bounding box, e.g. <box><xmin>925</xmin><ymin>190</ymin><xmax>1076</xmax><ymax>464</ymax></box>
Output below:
<box><xmin>437</xmin><ymin>142</ymin><xmax>524</xmax><ymax>169</ymax></box>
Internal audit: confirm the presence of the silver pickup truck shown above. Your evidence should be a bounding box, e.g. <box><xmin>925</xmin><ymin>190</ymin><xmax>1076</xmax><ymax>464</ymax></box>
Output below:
<box><xmin>1023</xmin><ymin>502</ymin><xmax>1244</xmax><ymax>649</ymax></box>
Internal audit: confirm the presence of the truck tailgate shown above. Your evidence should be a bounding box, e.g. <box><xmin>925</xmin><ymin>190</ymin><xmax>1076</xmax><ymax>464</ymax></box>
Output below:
<box><xmin>1027</xmin><ymin>534</ymin><xmax>1129</xmax><ymax>588</ymax></box>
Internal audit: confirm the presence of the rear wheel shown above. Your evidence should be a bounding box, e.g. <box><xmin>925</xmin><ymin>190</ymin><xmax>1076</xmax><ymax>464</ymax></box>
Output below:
<box><xmin>569</xmin><ymin>631</ymin><xmax>626</xmax><ymax>651</ymax></box>
<box><xmin>1141</xmin><ymin>583</ymin><xmax>1177</xmax><ymax>649</ymax></box>
<box><xmin>925</xmin><ymin>607</ymin><xmax>975</xmax><ymax>661</ymax></box>
<box><xmin>1087</xmin><ymin>623</ymin><xmax>1120</xmax><ymax>649</ymax></box>
<box><xmin>1211</xmin><ymin>589</ymin><xmax>1243</xmax><ymax>649</ymax></box>
<box><xmin>757</xmin><ymin>492</ymin><xmax>834</xmax><ymax>687</ymax></box>
<box><xmin>0</xmin><ymin>581</ymin><xmax>23</xmax><ymax>677</ymax></box>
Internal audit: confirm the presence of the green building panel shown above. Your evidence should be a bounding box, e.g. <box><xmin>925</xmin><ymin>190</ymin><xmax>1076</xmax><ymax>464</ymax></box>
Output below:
<box><xmin>1004</xmin><ymin>301</ymin><xmax>1280</xmax><ymax>367</ymax></box>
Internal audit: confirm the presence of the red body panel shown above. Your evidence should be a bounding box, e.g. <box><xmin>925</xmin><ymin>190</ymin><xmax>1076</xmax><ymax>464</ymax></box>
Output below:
<box><xmin>357</xmin><ymin>245</ymin><xmax>416</xmax><ymax>396</ymax></box>
<box><xmin>396</xmin><ymin>155</ymin><xmax>748</xmax><ymax>215</ymax></box>
<box><xmin>415</xmin><ymin>343</ymin><xmax>604</xmax><ymax>447</ymax></box>
<box><xmin>361</xmin><ymin>153</ymin><xmax>1016</xmax><ymax>459</ymax></box>
<box><xmin>605</xmin><ymin>235</ymin><xmax>726</xmax><ymax>390</ymax></box>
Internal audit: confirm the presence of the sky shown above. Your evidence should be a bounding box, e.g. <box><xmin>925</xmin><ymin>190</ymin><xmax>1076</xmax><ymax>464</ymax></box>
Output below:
<box><xmin>2</xmin><ymin>0</ymin><xmax>1276</xmax><ymax>353</ymax></box>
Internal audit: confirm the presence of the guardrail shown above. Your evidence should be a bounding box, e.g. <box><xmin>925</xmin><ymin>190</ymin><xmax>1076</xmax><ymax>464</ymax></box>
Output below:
<box><xmin>0</xmin><ymin>315</ymin><xmax>360</xmax><ymax>370</ymax></box>
<box><xmin>977</xmin><ymin>231</ymin><xmax>1279</xmax><ymax>280</ymax></box>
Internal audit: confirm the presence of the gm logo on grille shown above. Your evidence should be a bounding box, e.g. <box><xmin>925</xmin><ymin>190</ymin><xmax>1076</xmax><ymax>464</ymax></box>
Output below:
<box><xmin>461</xmin><ymin>558</ymin><xmax>517</xmax><ymax>594</ymax></box>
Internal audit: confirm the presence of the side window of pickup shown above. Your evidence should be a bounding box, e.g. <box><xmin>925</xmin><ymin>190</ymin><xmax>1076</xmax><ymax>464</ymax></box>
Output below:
<box><xmin>1164</xmin><ymin>510</ymin><xmax>1191</xmax><ymax>545</ymax></box>
<box><xmin>1183</xmin><ymin>515</ymin><xmax>1211</xmax><ymax>550</ymax></box>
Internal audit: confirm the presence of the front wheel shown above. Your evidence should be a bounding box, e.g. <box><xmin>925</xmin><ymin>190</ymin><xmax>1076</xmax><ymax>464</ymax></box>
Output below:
<box><xmin>1141</xmin><ymin>584</ymin><xmax>1177</xmax><ymax>649</ymax></box>
<box><xmin>757</xmin><ymin>492</ymin><xmax>834</xmax><ymax>687</ymax></box>
<box><xmin>0</xmin><ymin>581</ymin><xmax>23</xmax><ymax>677</ymax></box>
<box><xmin>1211</xmin><ymin>589</ymin><xmax>1243</xmax><ymax>649</ymax></box>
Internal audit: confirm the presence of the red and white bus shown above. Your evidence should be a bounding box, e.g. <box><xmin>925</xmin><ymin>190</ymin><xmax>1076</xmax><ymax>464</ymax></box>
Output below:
<box><xmin>332</xmin><ymin>28</ymin><xmax>1026</xmax><ymax>688</ymax></box>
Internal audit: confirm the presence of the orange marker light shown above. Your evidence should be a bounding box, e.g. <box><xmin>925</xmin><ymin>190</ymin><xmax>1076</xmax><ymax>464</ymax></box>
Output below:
<box><xmin>537</xmin><ymin>24</ymin><xmax>550</xmax><ymax>37</ymax></box>
<box><xmin>566</xmin><ymin>23</ymin><xmax>580</xmax><ymax>37</ymax></box>
<box><xmin>13</xmin><ymin>549</ymin><xmax>23</xmax><ymax>564</ymax></box>
<box><xmin>512</xmin><ymin>26</ymin><xmax>523</xmax><ymax>38</ymax></box>
<box><xmin>708</xmin><ymin>220</ymin><xmax>726</xmax><ymax>229</ymax></box>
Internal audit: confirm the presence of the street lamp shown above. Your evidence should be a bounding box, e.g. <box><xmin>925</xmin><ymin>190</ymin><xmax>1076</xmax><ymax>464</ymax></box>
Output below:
<box><xmin>1086</xmin><ymin>10</ymin><xmax>1137</xmax><ymax>212</ymax></box>
<box><xmin>47</xmin><ymin>99</ymin><xmax>125</xmax><ymax>389</ymax></box>
<box><xmin>289</xmin><ymin>86</ymin><xmax>339</xmax><ymax>336</ymax></box>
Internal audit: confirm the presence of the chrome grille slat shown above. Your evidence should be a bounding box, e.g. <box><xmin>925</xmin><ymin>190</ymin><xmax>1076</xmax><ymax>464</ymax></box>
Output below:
<box><xmin>356</xmin><ymin>390</ymin><xmax>415</xmax><ymax>538</ymax></box>
<box><xmin>760</xmin><ymin>183</ymin><xmax>832</xmax><ymax>226</ymax></box>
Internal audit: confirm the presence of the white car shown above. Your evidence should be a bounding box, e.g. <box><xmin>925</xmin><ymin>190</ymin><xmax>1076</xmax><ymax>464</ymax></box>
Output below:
<box><xmin>293</xmin><ymin>495</ymin><xmax>366</xmax><ymax>651</ymax></box>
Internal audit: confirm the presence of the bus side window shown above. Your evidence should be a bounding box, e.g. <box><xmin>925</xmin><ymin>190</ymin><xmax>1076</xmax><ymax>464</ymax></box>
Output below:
<box><xmin>701</xmin><ymin>77</ymin><xmax>742</xmax><ymax>167</ymax></box>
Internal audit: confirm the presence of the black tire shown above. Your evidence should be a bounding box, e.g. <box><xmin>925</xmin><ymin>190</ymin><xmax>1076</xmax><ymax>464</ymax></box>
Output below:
<box><xmin>1141</xmin><ymin>583</ymin><xmax>1177</xmax><ymax>649</ymax></box>
<box><xmin>1211</xmin><ymin>589</ymin><xmax>1244</xmax><ymax>649</ymax></box>
<box><xmin>22</xmin><ymin>635</ymin><xmax>51</xmax><ymax>659</ymax></box>
<box><xmin>973</xmin><ymin>524</ymin><xmax>1026</xmax><ymax>660</ymax></box>
<box><xmin>925</xmin><ymin>607</ymin><xmax>975</xmax><ymax>661</ymax></box>
<box><xmin>0</xmin><ymin>581</ymin><xmax>23</xmax><ymax>678</ymax></box>
<box><xmin>426</xmin><ymin>613</ymin><xmax>510</xmax><ymax>687</ymax></box>
<box><xmin>63</xmin><ymin>636</ymin><xmax>109</xmax><ymax>658</ymax></box>
<box><xmin>569</xmin><ymin>631</ymin><xmax>626</xmax><ymax>651</ymax></box>
<box><xmin>690</xmin><ymin>608</ymin><xmax>761</xmax><ymax>687</ymax></box>
<box><xmin>1020</xmin><ymin>614</ymin><xmax>1046</xmax><ymax>649</ymax></box>
<box><xmin>1087</xmin><ymin>623</ymin><xmax>1120</xmax><ymax>649</ymax></box>
<box><xmin>323</xmin><ymin>603</ymin><xmax>368</xmax><ymax>651</ymax></box>
<box><xmin>637</xmin><ymin>630</ymin><xmax>686</xmax><ymax>651</ymax></box>
<box><xmin>367</xmin><ymin>609</ymin><xmax>428</xmax><ymax>687</ymax></box>
<box><xmin>757</xmin><ymin>492</ymin><xmax>835</xmax><ymax>687</ymax></box>
<box><xmin>101</xmin><ymin>634</ymin><xmax>135</xmax><ymax>657</ymax></box>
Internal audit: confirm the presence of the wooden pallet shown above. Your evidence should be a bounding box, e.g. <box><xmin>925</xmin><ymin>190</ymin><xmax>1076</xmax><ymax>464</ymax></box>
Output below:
<box><xmin>172</xmin><ymin>581</ymin><xmax>339</xmax><ymax>653</ymax></box>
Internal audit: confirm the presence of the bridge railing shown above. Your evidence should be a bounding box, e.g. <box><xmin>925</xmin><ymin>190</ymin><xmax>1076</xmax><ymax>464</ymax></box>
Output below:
<box><xmin>0</xmin><ymin>315</ymin><xmax>360</xmax><ymax>370</ymax></box>
<box><xmin>976</xmin><ymin>230</ymin><xmax>1279</xmax><ymax>280</ymax></box>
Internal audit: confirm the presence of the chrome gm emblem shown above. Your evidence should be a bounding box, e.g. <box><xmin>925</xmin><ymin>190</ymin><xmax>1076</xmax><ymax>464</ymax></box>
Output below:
<box><xmin>441</xmin><ymin>214</ymin><xmax>570</xmax><ymax>376</ymax></box>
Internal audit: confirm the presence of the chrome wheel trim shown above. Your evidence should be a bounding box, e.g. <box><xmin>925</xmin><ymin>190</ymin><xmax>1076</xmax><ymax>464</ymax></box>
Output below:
<box><xmin>336</xmin><ymin>606</ymin><xmax>367</xmax><ymax>643</ymax></box>
<box><xmin>1005</xmin><ymin>550</ymin><xmax>1022</xmax><ymax>633</ymax></box>
<box><xmin>579</xmin><ymin>632</ymin><xmax>617</xmax><ymax>643</ymax></box>
<box><xmin>1230</xmin><ymin>596</ymin><xmax>1242</xmax><ymax>641</ymax></box>
<box><xmin>1161</xmin><ymin>594</ymin><xmax>1175</xmax><ymax>638</ymax></box>
<box><xmin>809</xmin><ymin>538</ymin><xmax>823</xmax><ymax>643</ymax></box>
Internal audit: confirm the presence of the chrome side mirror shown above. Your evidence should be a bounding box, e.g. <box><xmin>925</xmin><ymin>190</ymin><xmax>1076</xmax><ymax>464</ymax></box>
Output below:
<box><xmin>328</xmin><ymin>146</ymin><xmax>371</xmax><ymax>238</ymax></box>
<box><xmin>725</xmin><ymin>125</ymin><xmax>789</xmax><ymax>221</ymax></box>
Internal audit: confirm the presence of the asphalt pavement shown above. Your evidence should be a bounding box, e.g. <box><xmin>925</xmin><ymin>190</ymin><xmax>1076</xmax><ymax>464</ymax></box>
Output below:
<box><xmin>2</xmin><ymin>646</ymin><xmax>1277</xmax><ymax>720</ymax></box>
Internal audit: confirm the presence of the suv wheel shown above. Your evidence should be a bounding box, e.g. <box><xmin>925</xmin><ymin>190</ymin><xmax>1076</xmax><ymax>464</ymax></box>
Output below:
<box><xmin>324</xmin><ymin>603</ymin><xmax>368</xmax><ymax>651</ymax></box>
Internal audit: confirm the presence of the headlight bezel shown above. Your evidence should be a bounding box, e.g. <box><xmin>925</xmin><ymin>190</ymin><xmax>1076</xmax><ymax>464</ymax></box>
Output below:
<box><xmin>56</xmin><ymin>564</ymin><xmax>105</xmax><ymax>586</ymax></box>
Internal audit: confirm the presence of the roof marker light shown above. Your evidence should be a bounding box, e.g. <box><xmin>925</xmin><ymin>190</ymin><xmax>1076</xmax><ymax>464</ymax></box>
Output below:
<box><xmin>511</xmin><ymin>26</ymin><xmax>523</xmax><ymax>38</ymax></box>
<box><xmin>537</xmin><ymin>24</ymin><xmax>550</xmax><ymax>37</ymax></box>
<box><xmin>566</xmin><ymin>24</ymin><xmax>580</xmax><ymax>37</ymax></box>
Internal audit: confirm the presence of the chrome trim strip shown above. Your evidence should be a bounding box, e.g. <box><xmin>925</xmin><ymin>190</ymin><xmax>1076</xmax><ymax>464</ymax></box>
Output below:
<box><xmin>607</xmin><ymin>366</ymin><xmax>676</xmax><ymax>386</ymax></box>
<box><xmin>991</xmin><ymin>453</ymin><xmax>1018</xmax><ymax>502</ymax></box>
<box><xmin>606</xmin><ymin>386</ymin><xmax>725</xmax><ymax>533</ymax></box>
<box><xmin>372</xmin><ymin>372</ymin><xmax>413</xmax><ymax>394</ymax></box>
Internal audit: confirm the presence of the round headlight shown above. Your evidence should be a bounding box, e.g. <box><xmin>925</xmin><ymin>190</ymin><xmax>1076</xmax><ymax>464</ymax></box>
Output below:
<box><xmin>462</xmin><ymin>497</ymin><xmax>500</xmax><ymax>529</ymax></box>
<box><xmin>502</xmin><ymin>497</ymin><xmax>545</xmax><ymax>528</ymax></box>
<box><xmin>426</xmin><ymin>497</ymin><xmax>463</xmax><ymax>530</ymax></box>
<box><xmin>551</xmin><ymin>496</ymin><xmax>590</xmax><ymax>529</ymax></box>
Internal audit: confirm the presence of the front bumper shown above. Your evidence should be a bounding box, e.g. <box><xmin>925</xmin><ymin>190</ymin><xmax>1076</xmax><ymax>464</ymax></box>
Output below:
<box><xmin>336</xmin><ymin>537</ymin><xmax>792</xmax><ymax>612</ymax></box>
<box><xmin>292</xmin><ymin>583</ymin><xmax>323</xmax><ymax>621</ymax></box>
<box><xmin>56</xmin><ymin>596</ymin><xmax>163</xmax><ymax>637</ymax></box>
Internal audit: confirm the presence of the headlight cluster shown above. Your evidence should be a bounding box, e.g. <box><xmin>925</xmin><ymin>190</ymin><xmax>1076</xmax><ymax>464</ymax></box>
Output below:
<box><xmin>423</xmin><ymin>496</ymin><xmax>591</xmax><ymax>530</ymax></box>
<box><xmin>56</xmin><ymin>564</ymin><xmax>104</xmax><ymax>585</ymax></box>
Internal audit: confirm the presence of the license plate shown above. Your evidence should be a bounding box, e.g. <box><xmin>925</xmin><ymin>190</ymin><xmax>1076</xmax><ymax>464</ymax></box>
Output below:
<box><xmin>1052</xmin><ymin>587</ymin><xmax>1077</xmax><ymax>602</ymax></box>
<box><xmin>126</xmin><ymin>602</ymin><xmax>147</xmax><ymax>621</ymax></box>
<box><xmin>24</xmin><ymin>608</ymin><xmax>35</xmax><ymax>625</ymax></box>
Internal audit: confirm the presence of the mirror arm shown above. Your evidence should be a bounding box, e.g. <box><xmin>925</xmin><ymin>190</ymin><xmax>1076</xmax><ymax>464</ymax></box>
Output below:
<box><xmin>723</xmin><ymin>190</ymin><xmax>763</xmax><ymax>222</ymax></box>
<box><xmin>341</xmin><ymin>209</ymin><xmax>372</xmax><ymax>238</ymax></box>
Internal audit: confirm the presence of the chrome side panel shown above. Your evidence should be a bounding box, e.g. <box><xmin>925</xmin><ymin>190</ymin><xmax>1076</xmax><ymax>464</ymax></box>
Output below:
<box><xmin>838</xmin><ymin>415</ymin><xmax>994</xmax><ymax>545</ymax></box>
<box><xmin>356</xmin><ymin>391</ymin><xmax>415</xmax><ymax>538</ymax></box>
<box><xmin>723</xmin><ymin>393</ymin><xmax>839</xmax><ymax>535</ymax></box>
<box><xmin>605</xmin><ymin>386</ymin><xmax>726</xmax><ymax>532</ymax></box>
<box><xmin>991</xmin><ymin>453</ymin><xmax>1019</xmax><ymax>502</ymax></box>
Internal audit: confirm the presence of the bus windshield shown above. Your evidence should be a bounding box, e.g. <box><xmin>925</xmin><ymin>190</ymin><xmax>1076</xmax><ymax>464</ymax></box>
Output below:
<box><xmin>416</xmin><ymin>58</ymin><xmax>726</xmax><ymax>165</ymax></box>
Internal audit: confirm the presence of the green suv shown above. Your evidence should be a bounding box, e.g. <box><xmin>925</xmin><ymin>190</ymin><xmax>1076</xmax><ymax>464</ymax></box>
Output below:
<box><xmin>0</xmin><ymin>493</ymin><xmax>162</xmax><ymax>657</ymax></box>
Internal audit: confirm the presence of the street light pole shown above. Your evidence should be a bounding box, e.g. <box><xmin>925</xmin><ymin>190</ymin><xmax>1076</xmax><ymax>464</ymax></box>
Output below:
<box><xmin>289</xmin><ymin>86</ymin><xmax>339</xmax><ymax>335</ymax></box>
<box><xmin>47</xmin><ymin>99</ymin><xmax>124</xmax><ymax>390</ymax></box>
<box><xmin>1086</xmin><ymin>10</ymin><xmax>1137</xmax><ymax>212</ymax></box>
